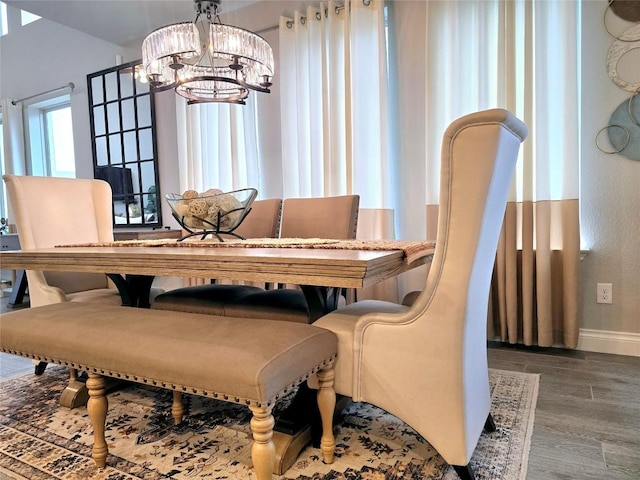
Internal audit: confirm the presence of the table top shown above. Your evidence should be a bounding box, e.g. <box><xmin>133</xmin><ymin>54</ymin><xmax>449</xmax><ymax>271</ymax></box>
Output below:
<box><xmin>0</xmin><ymin>242</ymin><xmax>433</xmax><ymax>289</ymax></box>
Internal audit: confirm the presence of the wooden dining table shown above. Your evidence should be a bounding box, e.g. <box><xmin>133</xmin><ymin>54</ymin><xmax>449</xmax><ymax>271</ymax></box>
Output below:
<box><xmin>0</xmin><ymin>238</ymin><xmax>434</xmax><ymax>315</ymax></box>
<box><xmin>0</xmin><ymin>238</ymin><xmax>434</xmax><ymax>474</ymax></box>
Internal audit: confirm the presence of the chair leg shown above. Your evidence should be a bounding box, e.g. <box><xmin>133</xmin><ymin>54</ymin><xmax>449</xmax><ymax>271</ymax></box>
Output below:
<box><xmin>452</xmin><ymin>414</ymin><xmax>495</xmax><ymax>480</ymax></box>
<box><xmin>484</xmin><ymin>413</ymin><xmax>497</xmax><ymax>432</ymax></box>
<box><xmin>452</xmin><ymin>463</ymin><xmax>475</xmax><ymax>480</ymax></box>
<box><xmin>34</xmin><ymin>361</ymin><xmax>47</xmax><ymax>375</ymax></box>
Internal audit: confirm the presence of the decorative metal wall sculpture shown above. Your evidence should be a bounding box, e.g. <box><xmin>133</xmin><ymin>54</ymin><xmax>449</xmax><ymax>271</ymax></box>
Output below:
<box><xmin>598</xmin><ymin>0</ymin><xmax>640</xmax><ymax>161</ymax></box>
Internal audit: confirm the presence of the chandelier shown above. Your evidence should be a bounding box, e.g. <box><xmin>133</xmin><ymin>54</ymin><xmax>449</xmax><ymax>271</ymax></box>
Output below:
<box><xmin>142</xmin><ymin>0</ymin><xmax>274</xmax><ymax>105</ymax></box>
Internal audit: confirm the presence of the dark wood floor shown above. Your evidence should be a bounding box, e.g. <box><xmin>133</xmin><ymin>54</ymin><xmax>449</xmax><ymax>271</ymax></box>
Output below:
<box><xmin>487</xmin><ymin>342</ymin><xmax>640</xmax><ymax>480</ymax></box>
<box><xmin>1</xmin><ymin>296</ymin><xmax>638</xmax><ymax>479</ymax></box>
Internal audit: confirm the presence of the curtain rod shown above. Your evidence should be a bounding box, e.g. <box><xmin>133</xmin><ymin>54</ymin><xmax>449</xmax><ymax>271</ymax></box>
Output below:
<box><xmin>11</xmin><ymin>82</ymin><xmax>75</xmax><ymax>106</ymax></box>
<box><xmin>258</xmin><ymin>0</ymin><xmax>371</xmax><ymax>33</ymax></box>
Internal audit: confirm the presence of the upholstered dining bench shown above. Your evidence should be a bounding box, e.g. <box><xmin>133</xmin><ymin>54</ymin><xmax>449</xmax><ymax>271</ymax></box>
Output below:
<box><xmin>0</xmin><ymin>302</ymin><xmax>337</xmax><ymax>480</ymax></box>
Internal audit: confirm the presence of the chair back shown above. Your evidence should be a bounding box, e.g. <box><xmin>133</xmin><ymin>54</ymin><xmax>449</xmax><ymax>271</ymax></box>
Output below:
<box><xmin>413</xmin><ymin>109</ymin><xmax>528</xmax><ymax>316</ymax></box>
<box><xmin>337</xmin><ymin>109</ymin><xmax>527</xmax><ymax>465</ymax></box>
<box><xmin>280</xmin><ymin>195</ymin><xmax>359</xmax><ymax>239</ymax></box>
<box><xmin>3</xmin><ymin>175</ymin><xmax>114</xmax><ymax>305</ymax></box>
<box><xmin>232</xmin><ymin>198</ymin><xmax>282</xmax><ymax>239</ymax></box>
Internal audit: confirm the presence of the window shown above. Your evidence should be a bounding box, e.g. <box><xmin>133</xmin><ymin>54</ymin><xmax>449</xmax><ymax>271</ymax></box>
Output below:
<box><xmin>0</xmin><ymin>2</ymin><xmax>7</xmax><ymax>36</ymax></box>
<box><xmin>1</xmin><ymin>1</ymin><xmax>41</xmax><ymax>36</ymax></box>
<box><xmin>25</xmin><ymin>96</ymin><xmax>76</xmax><ymax>178</ymax></box>
<box><xmin>42</xmin><ymin>105</ymin><xmax>75</xmax><ymax>177</ymax></box>
<box><xmin>20</xmin><ymin>9</ymin><xmax>40</xmax><ymax>26</ymax></box>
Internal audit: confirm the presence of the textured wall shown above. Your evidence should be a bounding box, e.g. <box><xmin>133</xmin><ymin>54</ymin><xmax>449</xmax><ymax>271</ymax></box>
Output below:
<box><xmin>580</xmin><ymin>2</ymin><xmax>640</xmax><ymax>334</ymax></box>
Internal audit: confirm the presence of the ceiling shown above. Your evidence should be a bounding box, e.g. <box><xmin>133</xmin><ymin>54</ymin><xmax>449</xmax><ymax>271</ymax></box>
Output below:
<box><xmin>3</xmin><ymin>0</ymin><xmax>263</xmax><ymax>46</ymax></box>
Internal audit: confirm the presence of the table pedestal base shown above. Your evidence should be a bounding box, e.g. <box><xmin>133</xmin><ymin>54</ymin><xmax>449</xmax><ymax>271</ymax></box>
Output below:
<box><xmin>272</xmin><ymin>426</ymin><xmax>312</xmax><ymax>474</ymax></box>
<box><xmin>272</xmin><ymin>387</ymin><xmax>352</xmax><ymax>474</ymax></box>
<box><xmin>59</xmin><ymin>378</ymin><xmax>89</xmax><ymax>408</ymax></box>
<box><xmin>59</xmin><ymin>376</ymin><xmax>121</xmax><ymax>409</ymax></box>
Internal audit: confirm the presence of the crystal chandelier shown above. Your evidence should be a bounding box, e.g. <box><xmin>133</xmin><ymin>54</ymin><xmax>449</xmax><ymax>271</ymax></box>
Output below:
<box><xmin>142</xmin><ymin>0</ymin><xmax>274</xmax><ymax>105</ymax></box>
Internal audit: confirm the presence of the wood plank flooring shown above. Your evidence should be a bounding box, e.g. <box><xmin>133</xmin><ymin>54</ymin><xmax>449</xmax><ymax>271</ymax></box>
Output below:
<box><xmin>1</xmin><ymin>296</ymin><xmax>638</xmax><ymax>479</ymax></box>
<box><xmin>487</xmin><ymin>342</ymin><xmax>640</xmax><ymax>480</ymax></box>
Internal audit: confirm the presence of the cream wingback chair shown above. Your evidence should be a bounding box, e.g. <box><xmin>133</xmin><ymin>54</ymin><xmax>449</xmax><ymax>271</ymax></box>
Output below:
<box><xmin>151</xmin><ymin>198</ymin><xmax>283</xmax><ymax>314</ymax></box>
<box><xmin>313</xmin><ymin>109</ymin><xmax>528</xmax><ymax>480</ymax></box>
<box><xmin>2</xmin><ymin>174</ymin><xmax>158</xmax><ymax>405</ymax></box>
<box><xmin>3</xmin><ymin>175</ymin><xmax>122</xmax><ymax>307</ymax></box>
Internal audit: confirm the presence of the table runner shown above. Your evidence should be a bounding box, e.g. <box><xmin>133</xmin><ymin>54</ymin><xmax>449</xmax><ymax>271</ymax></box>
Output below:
<box><xmin>57</xmin><ymin>238</ymin><xmax>436</xmax><ymax>264</ymax></box>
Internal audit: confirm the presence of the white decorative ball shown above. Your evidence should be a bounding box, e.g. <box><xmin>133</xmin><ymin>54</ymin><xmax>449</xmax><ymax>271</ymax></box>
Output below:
<box><xmin>202</xmin><ymin>188</ymin><xmax>223</xmax><ymax>206</ymax></box>
<box><xmin>187</xmin><ymin>198</ymin><xmax>208</xmax><ymax>218</ymax></box>
<box><xmin>216</xmin><ymin>193</ymin><xmax>243</xmax><ymax>229</ymax></box>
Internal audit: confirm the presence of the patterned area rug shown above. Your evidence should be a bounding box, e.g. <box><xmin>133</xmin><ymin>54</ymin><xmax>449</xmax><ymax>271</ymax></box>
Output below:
<box><xmin>0</xmin><ymin>367</ymin><xmax>538</xmax><ymax>480</ymax></box>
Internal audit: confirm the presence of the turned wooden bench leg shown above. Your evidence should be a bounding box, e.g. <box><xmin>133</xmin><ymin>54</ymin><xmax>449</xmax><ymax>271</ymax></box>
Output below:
<box><xmin>316</xmin><ymin>366</ymin><xmax>336</xmax><ymax>464</ymax></box>
<box><xmin>172</xmin><ymin>391</ymin><xmax>184</xmax><ymax>424</ymax></box>
<box><xmin>249</xmin><ymin>404</ymin><xmax>276</xmax><ymax>480</ymax></box>
<box><xmin>86</xmin><ymin>372</ymin><xmax>108</xmax><ymax>468</ymax></box>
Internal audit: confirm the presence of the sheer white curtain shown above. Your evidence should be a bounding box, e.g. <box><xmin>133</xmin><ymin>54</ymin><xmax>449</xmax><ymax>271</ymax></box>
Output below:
<box><xmin>278</xmin><ymin>0</ymin><xmax>390</xmax><ymax>207</ymax></box>
<box><xmin>1</xmin><ymin>98</ymin><xmax>26</xmax><ymax>223</ymax></box>
<box><xmin>175</xmin><ymin>95</ymin><xmax>261</xmax><ymax>195</ymax></box>
<box><xmin>400</xmin><ymin>0</ymin><xmax>581</xmax><ymax>347</ymax></box>
<box><xmin>1</xmin><ymin>98</ymin><xmax>26</xmax><ymax>176</ymax></box>
<box><xmin>279</xmin><ymin>0</ymin><xmax>397</xmax><ymax>300</ymax></box>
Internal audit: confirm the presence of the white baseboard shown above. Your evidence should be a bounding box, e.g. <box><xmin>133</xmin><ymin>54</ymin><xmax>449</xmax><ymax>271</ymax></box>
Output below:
<box><xmin>577</xmin><ymin>329</ymin><xmax>640</xmax><ymax>357</ymax></box>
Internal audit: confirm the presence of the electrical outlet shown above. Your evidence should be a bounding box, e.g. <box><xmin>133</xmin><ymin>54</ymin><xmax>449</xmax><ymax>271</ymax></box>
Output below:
<box><xmin>597</xmin><ymin>283</ymin><xmax>612</xmax><ymax>304</ymax></box>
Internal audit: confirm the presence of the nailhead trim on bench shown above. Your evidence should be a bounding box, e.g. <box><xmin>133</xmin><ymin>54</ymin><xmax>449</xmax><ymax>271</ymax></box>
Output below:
<box><xmin>0</xmin><ymin>348</ymin><xmax>337</xmax><ymax>408</ymax></box>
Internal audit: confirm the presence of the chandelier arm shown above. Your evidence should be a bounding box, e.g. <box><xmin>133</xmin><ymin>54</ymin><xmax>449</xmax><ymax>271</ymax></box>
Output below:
<box><xmin>149</xmin><ymin>79</ymin><xmax>182</xmax><ymax>92</ymax></box>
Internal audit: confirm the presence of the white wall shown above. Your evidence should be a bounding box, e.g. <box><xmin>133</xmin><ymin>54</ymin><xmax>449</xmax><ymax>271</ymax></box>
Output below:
<box><xmin>1</xmin><ymin>1</ymin><xmax>638</xmax><ymax>349</ymax></box>
<box><xmin>0</xmin><ymin>4</ymin><xmax>139</xmax><ymax>180</ymax></box>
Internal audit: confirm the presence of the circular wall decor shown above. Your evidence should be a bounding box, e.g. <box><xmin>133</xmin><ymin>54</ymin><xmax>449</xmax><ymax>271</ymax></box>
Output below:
<box><xmin>604</xmin><ymin>97</ymin><xmax>640</xmax><ymax>160</ymax></box>
<box><xmin>629</xmin><ymin>87</ymin><xmax>640</xmax><ymax>126</ymax></box>
<box><xmin>609</xmin><ymin>0</ymin><xmax>640</xmax><ymax>23</ymax></box>
<box><xmin>596</xmin><ymin>124</ymin><xmax>630</xmax><ymax>154</ymax></box>
<box><xmin>607</xmin><ymin>24</ymin><xmax>640</xmax><ymax>92</ymax></box>
<box><xmin>604</xmin><ymin>1</ymin><xmax>640</xmax><ymax>41</ymax></box>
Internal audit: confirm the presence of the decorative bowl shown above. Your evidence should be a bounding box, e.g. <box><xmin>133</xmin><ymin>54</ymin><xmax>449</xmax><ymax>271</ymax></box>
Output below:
<box><xmin>165</xmin><ymin>187</ymin><xmax>258</xmax><ymax>241</ymax></box>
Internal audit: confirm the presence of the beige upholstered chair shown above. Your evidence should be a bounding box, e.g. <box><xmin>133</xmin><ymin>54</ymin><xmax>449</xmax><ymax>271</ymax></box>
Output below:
<box><xmin>2</xmin><ymin>174</ymin><xmax>143</xmax><ymax>404</ymax></box>
<box><xmin>3</xmin><ymin>175</ymin><xmax>122</xmax><ymax>307</ymax></box>
<box><xmin>313</xmin><ymin>109</ymin><xmax>527</xmax><ymax>480</ymax></box>
<box><xmin>151</xmin><ymin>198</ymin><xmax>283</xmax><ymax>314</ymax></box>
<box><xmin>274</xmin><ymin>195</ymin><xmax>359</xmax><ymax>240</ymax></box>
<box><xmin>231</xmin><ymin>197</ymin><xmax>282</xmax><ymax>240</ymax></box>
<box><xmin>222</xmin><ymin>194</ymin><xmax>360</xmax><ymax>323</ymax></box>
<box><xmin>152</xmin><ymin>195</ymin><xmax>359</xmax><ymax>322</ymax></box>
